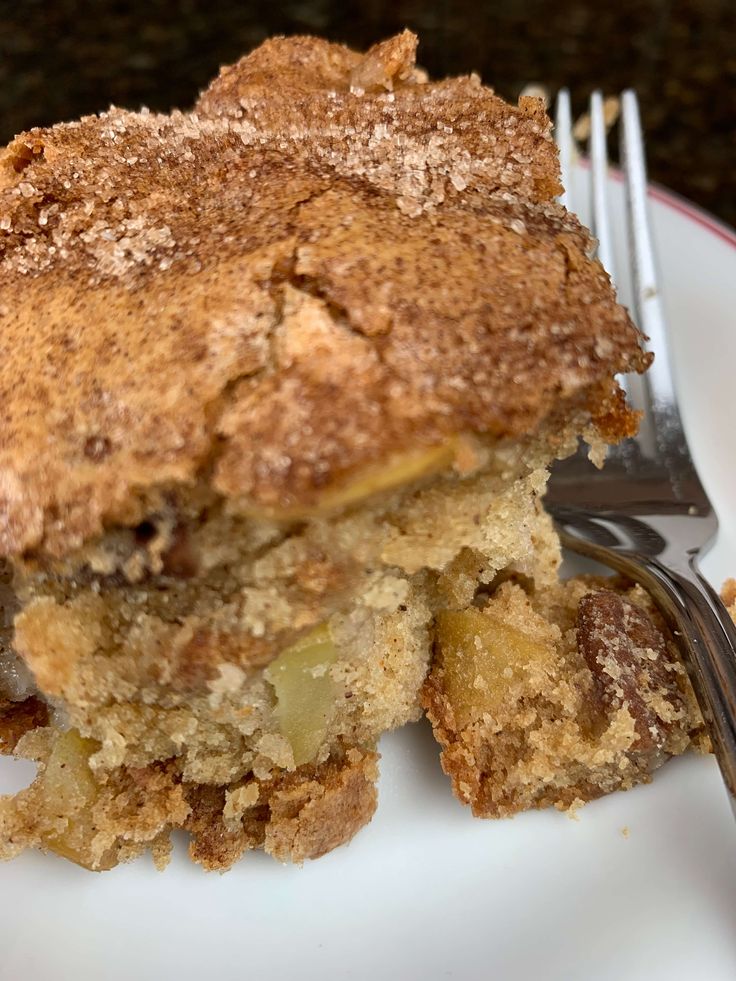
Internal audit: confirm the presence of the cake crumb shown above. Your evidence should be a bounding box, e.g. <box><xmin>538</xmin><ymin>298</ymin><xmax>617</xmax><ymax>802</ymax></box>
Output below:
<box><xmin>423</xmin><ymin>577</ymin><xmax>705</xmax><ymax>819</ymax></box>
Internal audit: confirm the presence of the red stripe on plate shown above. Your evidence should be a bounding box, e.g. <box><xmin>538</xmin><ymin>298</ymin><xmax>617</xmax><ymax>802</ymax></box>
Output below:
<box><xmin>600</xmin><ymin>161</ymin><xmax>736</xmax><ymax>250</ymax></box>
<box><xmin>647</xmin><ymin>184</ymin><xmax>736</xmax><ymax>251</ymax></box>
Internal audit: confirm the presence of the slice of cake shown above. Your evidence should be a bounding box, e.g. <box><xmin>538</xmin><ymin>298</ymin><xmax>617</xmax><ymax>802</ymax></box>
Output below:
<box><xmin>1</xmin><ymin>32</ymin><xmax>650</xmax><ymax>871</ymax></box>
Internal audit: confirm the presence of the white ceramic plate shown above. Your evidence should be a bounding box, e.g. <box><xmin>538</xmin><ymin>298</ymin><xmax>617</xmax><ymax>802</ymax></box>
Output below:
<box><xmin>2</xmin><ymin>169</ymin><xmax>736</xmax><ymax>981</ymax></box>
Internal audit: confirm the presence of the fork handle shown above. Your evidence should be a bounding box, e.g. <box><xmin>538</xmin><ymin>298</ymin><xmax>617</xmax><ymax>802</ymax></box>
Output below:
<box><xmin>558</xmin><ymin>533</ymin><xmax>736</xmax><ymax>818</ymax></box>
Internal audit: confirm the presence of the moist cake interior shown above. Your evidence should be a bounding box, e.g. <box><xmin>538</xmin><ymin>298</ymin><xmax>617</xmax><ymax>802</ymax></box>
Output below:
<box><xmin>1</xmin><ymin>426</ymin><xmax>572</xmax><ymax>869</ymax></box>
<box><xmin>0</xmin><ymin>416</ymin><xmax>708</xmax><ymax>871</ymax></box>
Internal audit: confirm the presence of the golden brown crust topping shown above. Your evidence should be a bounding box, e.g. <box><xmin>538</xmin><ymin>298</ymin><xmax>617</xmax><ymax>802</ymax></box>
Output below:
<box><xmin>0</xmin><ymin>32</ymin><xmax>645</xmax><ymax>557</ymax></box>
<box><xmin>195</xmin><ymin>29</ymin><xmax>560</xmax><ymax>204</ymax></box>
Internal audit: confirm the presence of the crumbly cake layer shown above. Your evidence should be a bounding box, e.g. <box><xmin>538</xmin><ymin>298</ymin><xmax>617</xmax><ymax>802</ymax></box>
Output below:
<box><xmin>8</xmin><ymin>431</ymin><xmax>561</xmax><ymax>776</ymax></box>
<box><xmin>0</xmin><ymin>446</ymin><xmax>562</xmax><ymax>869</ymax></box>
<box><xmin>2</xmin><ymin>552</ymin><xmax>718</xmax><ymax>871</ymax></box>
<box><xmin>423</xmin><ymin>577</ymin><xmax>709</xmax><ymax>817</ymax></box>
<box><xmin>0</xmin><ymin>31</ymin><xmax>645</xmax><ymax>558</ymax></box>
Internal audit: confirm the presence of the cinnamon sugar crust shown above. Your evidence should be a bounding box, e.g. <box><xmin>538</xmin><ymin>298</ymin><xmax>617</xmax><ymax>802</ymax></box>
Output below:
<box><xmin>0</xmin><ymin>31</ymin><xmax>645</xmax><ymax>558</ymax></box>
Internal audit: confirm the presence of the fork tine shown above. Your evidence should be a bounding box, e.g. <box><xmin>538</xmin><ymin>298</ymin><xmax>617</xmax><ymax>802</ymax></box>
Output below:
<box><xmin>620</xmin><ymin>90</ymin><xmax>675</xmax><ymax>410</ymax></box>
<box><xmin>588</xmin><ymin>91</ymin><xmax>616</xmax><ymax>279</ymax></box>
<box><xmin>589</xmin><ymin>90</ymin><xmax>634</xmax><ymax>404</ymax></box>
<box><xmin>555</xmin><ymin>88</ymin><xmax>573</xmax><ymax>211</ymax></box>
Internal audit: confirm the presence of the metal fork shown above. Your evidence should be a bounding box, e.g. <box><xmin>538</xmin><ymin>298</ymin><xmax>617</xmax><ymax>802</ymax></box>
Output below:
<box><xmin>547</xmin><ymin>89</ymin><xmax>736</xmax><ymax>816</ymax></box>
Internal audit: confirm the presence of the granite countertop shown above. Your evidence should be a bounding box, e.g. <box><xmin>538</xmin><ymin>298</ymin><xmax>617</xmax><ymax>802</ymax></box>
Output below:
<box><xmin>1</xmin><ymin>0</ymin><xmax>734</xmax><ymax>226</ymax></box>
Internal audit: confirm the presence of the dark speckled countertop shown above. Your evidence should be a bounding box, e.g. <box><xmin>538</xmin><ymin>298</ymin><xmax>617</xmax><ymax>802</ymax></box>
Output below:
<box><xmin>1</xmin><ymin>0</ymin><xmax>734</xmax><ymax>225</ymax></box>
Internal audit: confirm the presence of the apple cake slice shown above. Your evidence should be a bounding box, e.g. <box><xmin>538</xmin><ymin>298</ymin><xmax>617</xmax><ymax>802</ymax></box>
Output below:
<box><xmin>1</xmin><ymin>31</ymin><xmax>654</xmax><ymax>871</ymax></box>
